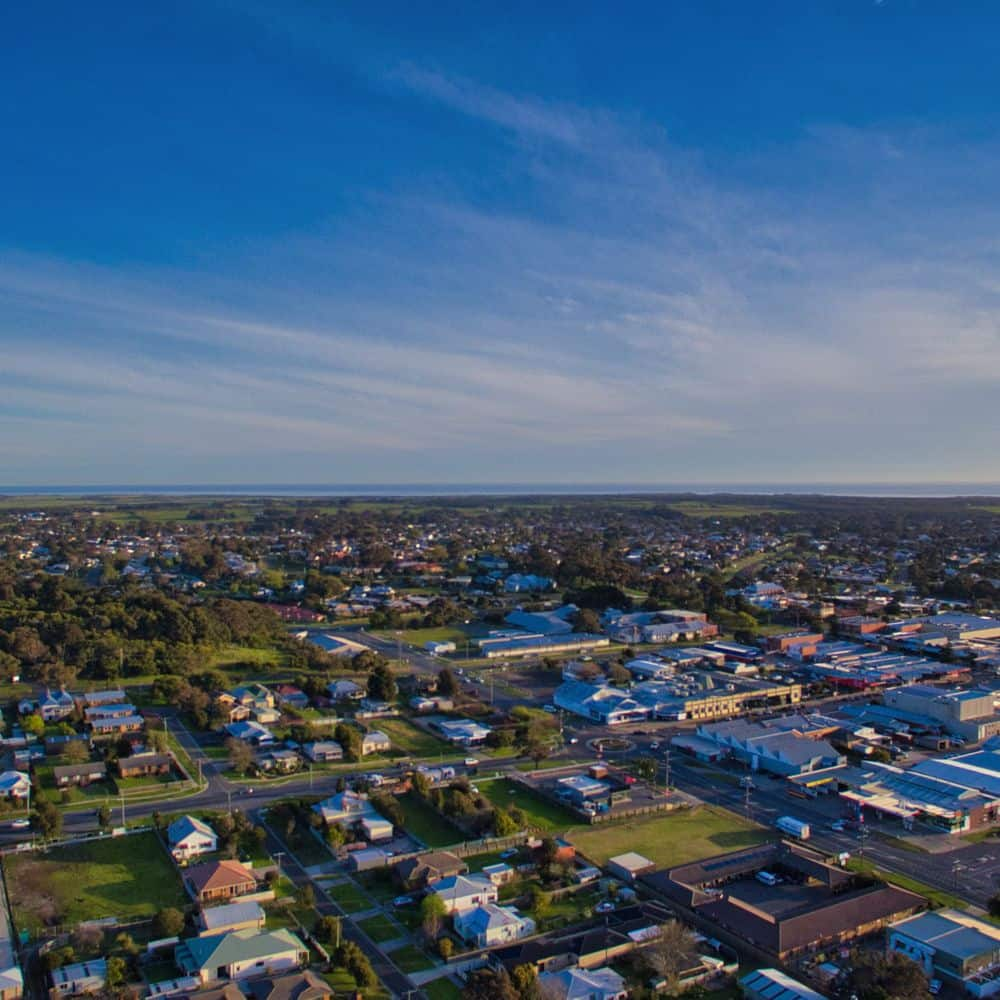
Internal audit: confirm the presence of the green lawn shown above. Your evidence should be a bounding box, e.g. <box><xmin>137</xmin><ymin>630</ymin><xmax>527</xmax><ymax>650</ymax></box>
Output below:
<box><xmin>325</xmin><ymin>881</ymin><xmax>372</xmax><ymax>913</ymax></box>
<box><xmin>204</xmin><ymin>643</ymin><xmax>289</xmax><ymax>671</ymax></box>
<box><xmin>358</xmin><ymin>913</ymin><xmax>404</xmax><ymax>943</ymax></box>
<box><xmin>424</xmin><ymin>978</ymin><xmax>463</xmax><ymax>1000</ymax></box>
<box><xmin>387</xmin><ymin>942</ymin><xmax>435</xmax><ymax>973</ymax></box>
<box><xmin>4</xmin><ymin>831</ymin><xmax>187</xmax><ymax>938</ymax></box>
<box><xmin>478</xmin><ymin>777</ymin><xmax>579</xmax><ymax>832</ymax></box>
<box><xmin>567</xmin><ymin>806</ymin><xmax>769</xmax><ymax>868</ymax></box>
<box><xmin>323</xmin><ymin>967</ymin><xmax>389</xmax><ymax>1000</ymax></box>
<box><xmin>374</xmin><ymin>718</ymin><xmax>453</xmax><ymax>758</ymax></box>
<box><xmin>845</xmin><ymin>858</ymin><xmax>968</xmax><ymax>911</ymax></box>
<box><xmin>397</xmin><ymin>793</ymin><xmax>465</xmax><ymax>848</ymax></box>
<box><xmin>33</xmin><ymin>764</ymin><xmax>116</xmax><ymax>805</ymax></box>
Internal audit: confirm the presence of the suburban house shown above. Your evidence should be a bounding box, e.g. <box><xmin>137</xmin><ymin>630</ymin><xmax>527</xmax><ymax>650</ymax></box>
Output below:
<box><xmin>433</xmin><ymin>718</ymin><xmax>492</xmax><ymax>745</ymax></box>
<box><xmin>38</xmin><ymin>688</ymin><xmax>75</xmax><ymax>722</ymax></box>
<box><xmin>53</xmin><ymin>762</ymin><xmax>106</xmax><ymax>788</ymax></box>
<box><xmin>175</xmin><ymin>928</ymin><xmax>307</xmax><ymax>984</ymax></box>
<box><xmin>83</xmin><ymin>702</ymin><xmax>138</xmax><ymax>723</ymax></box>
<box><xmin>454</xmin><ymin>904</ymin><xmax>535</xmax><ymax>948</ymax></box>
<box><xmin>429</xmin><ymin>874</ymin><xmax>498</xmax><ymax>914</ymax></box>
<box><xmin>224</xmin><ymin>721</ymin><xmax>275</xmax><ymax>747</ymax></box>
<box><xmin>50</xmin><ymin>960</ymin><xmax>107</xmax><ymax>998</ymax></box>
<box><xmin>255</xmin><ymin>749</ymin><xmax>300</xmax><ymax>773</ymax></box>
<box><xmin>245</xmin><ymin>970</ymin><xmax>331</xmax><ymax>1000</ymax></box>
<box><xmin>117</xmin><ymin>752</ymin><xmax>173</xmax><ymax>779</ymax></box>
<box><xmin>78</xmin><ymin>689</ymin><xmax>128</xmax><ymax>709</ymax></box>
<box><xmin>86</xmin><ymin>704</ymin><xmax>144</xmax><ymax>737</ymax></box>
<box><xmin>169</xmin><ymin>815</ymin><xmax>219</xmax><ymax>861</ymax></box>
<box><xmin>327</xmin><ymin>680</ymin><xmax>364</xmax><ymax>702</ymax></box>
<box><xmin>361</xmin><ymin>731</ymin><xmax>391</xmax><ymax>756</ymax></box>
<box><xmin>273</xmin><ymin>685</ymin><xmax>310</xmax><ymax>710</ymax></box>
<box><xmin>312</xmin><ymin>791</ymin><xmax>393</xmax><ymax>841</ymax></box>
<box><xmin>198</xmin><ymin>901</ymin><xmax>266</xmax><ymax>937</ymax></box>
<box><xmin>301</xmin><ymin>741</ymin><xmax>343</xmax><ymax>763</ymax></box>
<box><xmin>394</xmin><ymin>852</ymin><xmax>467</xmax><ymax>891</ymax></box>
<box><xmin>0</xmin><ymin>772</ymin><xmax>30</xmax><ymax>800</ymax></box>
<box><xmin>185</xmin><ymin>860</ymin><xmax>258</xmax><ymax>904</ymax></box>
<box><xmin>538</xmin><ymin>966</ymin><xmax>628</xmax><ymax>1000</ymax></box>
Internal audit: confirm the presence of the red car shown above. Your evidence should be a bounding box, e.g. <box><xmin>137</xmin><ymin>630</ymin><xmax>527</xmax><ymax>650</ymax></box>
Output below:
<box><xmin>624</xmin><ymin>775</ymin><xmax>637</xmax><ymax>786</ymax></box>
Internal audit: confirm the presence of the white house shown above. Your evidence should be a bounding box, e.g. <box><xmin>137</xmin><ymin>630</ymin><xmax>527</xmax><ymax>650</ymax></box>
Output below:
<box><xmin>361</xmin><ymin>731</ymin><xmax>392</xmax><ymax>756</ymax></box>
<box><xmin>539</xmin><ymin>966</ymin><xmax>627</xmax><ymax>1000</ymax></box>
<box><xmin>0</xmin><ymin>772</ymin><xmax>30</xmax><ymax>800</ymax></box>
<box><xmin>313</xmin><ymin>791</ymin><xmax>394</xmax><ymax>842</ymax></box>
<box><xmin>454</xmin><ymin>903</ymin><xmax>535</xmax><ymax>947</ymax></box>
<box><xmin>429</xmin><ymin>874</ymin><xmax>497</xmax><ymax>914</ymax></box>
<box><xmin>168</xmin><ymin>815</ymin><xmax>218</xmax><ymax>861</ymax></box>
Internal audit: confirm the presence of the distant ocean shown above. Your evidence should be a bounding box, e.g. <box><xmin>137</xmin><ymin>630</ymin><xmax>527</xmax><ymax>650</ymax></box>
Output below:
<box><xmin>2</xmin><ymin>483</ymin><xmax>1000</xmax><ymax>498</ymax></box>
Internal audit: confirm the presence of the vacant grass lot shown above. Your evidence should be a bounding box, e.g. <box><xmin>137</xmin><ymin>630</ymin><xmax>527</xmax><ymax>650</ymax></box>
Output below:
<box><xmin>479</xmin><ymin>777</ymin><xmax>579</xmax><ymax>832</ymax></box>
<box><xmin>397</xmin><ymin>793</ymin><xmax>464</xmax><ymax>848</ymax></box>
<box><xmin>358</xmin><ymin>913</ymin><xmax>403</xmax><ymax>943</ymax></box>
<box><xmin>423</xmin><ymin>979</ymin><xmax>463</xmax><ymax>1000</ymax></box>
<box><xmin>567</xmin><ymin>806</ymin><xmax>768</xmax><ymax>868</ymax></box>
<box><xmin>325</xmin><ymin>881</ymin><xmax>372</xmax><ymax>913</ymax></box>
<box><xmin>205</xmin><ymin>643</ymin><xmax>290</xmax><ymax>671</ymax></box>
<box><xmin>5</xmin><ymin>831</ymin><xmax>187</xmax><ymax>937</ymax></box>
<box><xmin>374</xmin><ymin>718</ymin><xmax>452</xmax><ymax>758</ymax></box>
<box><xmin>387</xmin><ymin>942</ymin><xmax>435</xmax><ymax>973</ymax></box>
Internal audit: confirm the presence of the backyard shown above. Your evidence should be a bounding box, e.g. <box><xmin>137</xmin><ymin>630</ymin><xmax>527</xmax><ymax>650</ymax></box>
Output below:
<box><xmin>397</xmin><ymin>792</ymin><xmax>464</xmax><ymax>848</ymax></box>
<box><xmin>567</xmin><ymin>805</ymin><xmax>768</xmax><ymax>868</ymax></box>
<box><xmin>4</xmin><ymin>831</ymin><xmax>188</xmax><ymax>938</ymax></box>
<box><xmin>478</xmin><ymin>777</ymin><xmax>579</xmax><ymax>832</ymax></box>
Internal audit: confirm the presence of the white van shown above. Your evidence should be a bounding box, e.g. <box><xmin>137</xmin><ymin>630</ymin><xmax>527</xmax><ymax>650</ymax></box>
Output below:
<box><xmin>756</xmin><ymin>871</ymin><xmax>780</xmax><ymax>886</ymax></box>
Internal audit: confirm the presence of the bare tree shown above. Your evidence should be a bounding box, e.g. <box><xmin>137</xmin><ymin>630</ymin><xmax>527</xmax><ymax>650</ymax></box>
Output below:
<box><xmin>642</xmin><ymin>919</ymin><xmax>696</xmax><ymax>992</ymax></box>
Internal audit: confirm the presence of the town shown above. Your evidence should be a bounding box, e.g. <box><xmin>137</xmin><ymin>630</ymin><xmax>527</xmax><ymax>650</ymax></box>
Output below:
<box><xmin>0</xmin><ymin>492</ymin><xmax>998</xmax><ymax>1000</ymax></box>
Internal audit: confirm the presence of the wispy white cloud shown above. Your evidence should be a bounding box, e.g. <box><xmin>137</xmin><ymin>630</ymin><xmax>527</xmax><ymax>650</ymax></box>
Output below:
<box><xmin>3</xmin><ymin>66</ymin><xmax>1000</xmax><ymax>483</ymax></box>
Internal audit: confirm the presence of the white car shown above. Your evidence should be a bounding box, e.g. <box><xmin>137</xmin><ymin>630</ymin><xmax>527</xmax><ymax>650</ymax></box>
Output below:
<box><xmin>464</xmin><ymin>758</ymin><xmax>480</xmax><ymax>767</ymax></box>
<box><xmin>9</xmin><ymin>819</ymin><xmax>29</xmax><ymax>830</ymax></box>
<box><xmin>568</xmin><ymin>737</ymin><xmax>579</xmax><ymax>745</ymax></box>
<box><xmin>594</xmin><ymin>901</ymin><xmax>615</xmax><ymax>914</ymax></box>
<box><xmin>650</xmin><ymin>741</ymin><xmax>660</xmax><ymax>750</ymax></box>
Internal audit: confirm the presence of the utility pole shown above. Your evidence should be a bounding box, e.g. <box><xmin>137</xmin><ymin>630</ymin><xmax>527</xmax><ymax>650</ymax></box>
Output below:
<box><xmin>273</xmin><ymin>851</ymin><xmax>285</xmax><ymax>881</ymax></box>
<box><xmin>227</xmin><ymin>789</ymin><xmax>233</xmax><ymax>814</ymax></box>
<box><xmin>120</xmin><ymin>794</ymin><xmax>126</xmax><ymax>827</ymax></box>
<box><xmin>663</xmin><ymin>748</ymin><xmax>671</xmax><ymax>791</ymax></box>
<box><xmin>309</xmin><ymin>764</ymin><xmax>313</xmax><ymax>791</ymax></box>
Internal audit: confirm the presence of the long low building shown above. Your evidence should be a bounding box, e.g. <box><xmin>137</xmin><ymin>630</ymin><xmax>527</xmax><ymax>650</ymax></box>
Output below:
<box><xmin>554</xmin><ymin>672</ymin><xmax>801</xmax><ymax>726</ymax></box>
<box><xmin>478</xmin><ymin>633</ymin><xmax>610</xmax><ymax>658</ymax></box>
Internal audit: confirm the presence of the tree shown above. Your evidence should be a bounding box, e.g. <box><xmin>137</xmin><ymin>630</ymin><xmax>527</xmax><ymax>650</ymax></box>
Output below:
<box><xmin>421</xmin><ymin>892</ymin><xmax>447</xmax><ymax>940</ymax></box>
<box><xmin>572</xmin><ymin>608</ymin><xmax>602</xmax><ymax>634</ymax></box>
<box><xmin>21</xmin><ymin>713</ymin><xmax>44</xmax><ymax>737</ymax></box>
<box><xmin>97</xmin><ymin>804</ymin><xmax>112</xmax><ymax>831</ymax></box>
<box><xmin>844</xmin><ymin>949</ymin><xmax>928</xmax><ymax>1000</ymax></box>
<box><xmin>64</xmin><ymin>739</ymin><xmax>91</xmax><ymax>764</ymax></box>
<box><xmin>296</xmin><ymin>883</ymin><xmax>316</xmax><ymax>909</ymax></box>
<box><xmin>316</xmin><ymin>915</ymin><xmax>341</xmax><ymax>946</ymax></box>
<box><xmin>463</xmin><ymin>967</ymin><xmax>519</xmax><ymax>1000</ymax></box>
<box><xmin>32</xmin><ymin>798</ymin><xmax>63</xmax><ymax>839</ymax></box>
<box><xmin>437</xmin><ymin>936</ymin><xmax>454</xmax><ymax>959</ymax></box>
<box><xmin>642</xmin><ymin>920</ymin><xmax>696</xmax><ymax>992</ymax></box>
<box><xmin>367</xmin><ymin>662</ymin><xmax>398</xmax><ymax>702</ymax></box>
<box><xmin>607</xmin><ymin>662</ymin><xmax>631</xmax><ymax>686</ymax></box>
<box><xmin>633</xmin><ymin>756</ymin><xmax>657</xmax><ymax>781</ymax></box>
<box><xmin>989</xmin><ymin>892</ymin><xmax>1000</xmax><ymax>919</ymax></box>
<box><xmin>492</xmin><ymin>808</ymin><xmax>518</xmax><ymax>837</ymax></box>
<box><xmin>105</xmin><ymin>956</ymin><xmax>127</xmax><ymax>992</ymax></box>
<box><xmin>333</xmin><ymin>723</ymin><xmax>362</xmax><ymax>762</ymax></box>
<box><xmin>437</xmin><ymin>666</ymin><xmax>459</xmax><ymax>697</ymax></box>
<box><xmin>152</xmin><ymin>907</ymin><xmax>185</xmax><ymax>938</ymax></box>
<box><xmin>226</xmin><ymin>736</ymin><xmax>254</xmax><ymax>774</ymax></box>
<box><xmin>511</xmin><ymin>964</ymin><xmax>540</xmax><ymax>1000</ymax></box>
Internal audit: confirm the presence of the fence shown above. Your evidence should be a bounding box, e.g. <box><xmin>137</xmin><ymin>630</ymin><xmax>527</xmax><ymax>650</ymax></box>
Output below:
<box><xmin>0</xmin><ymin>824</ymin><xmax>154</xmax><ymax>857</ymax></box>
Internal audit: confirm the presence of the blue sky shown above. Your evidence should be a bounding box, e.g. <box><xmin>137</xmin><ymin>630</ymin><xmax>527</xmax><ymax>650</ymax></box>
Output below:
<box><xmin>3</xmin><ymin>2</ymin><xmax>999</xmax><ymax>486</ymax></box>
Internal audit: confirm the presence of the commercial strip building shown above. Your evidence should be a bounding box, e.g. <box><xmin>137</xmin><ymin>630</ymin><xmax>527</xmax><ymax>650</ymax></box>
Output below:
<box><xmin>554</xmin><ymin>673</ymin><xmax>801</xmax><ymax>726</ymax></box>
<box><xmin>678</xmin><ymin>716</ymin><xmax>845</xmax><ymax>778</ymax></box>
<box><xmin>882</xmin><ymin>686</ymin><xmax>1000</xmax><ymax>742</ymax></box>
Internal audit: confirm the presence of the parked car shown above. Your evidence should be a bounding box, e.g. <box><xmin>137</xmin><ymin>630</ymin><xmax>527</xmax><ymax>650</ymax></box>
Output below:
<box><xmin>595</xmin><ymin>901</ymin><xmax>615</xmax><ymax>914</ymax></box>
<box><xmin>499</xmin><ymin>848</ymin><xmax>518</xmax><ymax>859</ymax></box>
<box><xmin>649</xmin><ymin>741</ymin><xmax>660</xmax><ymax>750</ymax></box>
<box><xmin>830</xmin><ymin>820</ymin><xmax>846</xmax><ymax>832</ymax></box>
<box><xmin>568</xmin><ymin>737</ymin><xmax>579</xmax><ymax>744</ymax></box>
<box><xmin>929</xmin><ymin>979</ymin><xmax>942</xmax><ymax>995</ymax></box>
<box><xmin>393</xmin><ymin>896</ymin><xmax>414</xmax><ymax>907</ymax></box>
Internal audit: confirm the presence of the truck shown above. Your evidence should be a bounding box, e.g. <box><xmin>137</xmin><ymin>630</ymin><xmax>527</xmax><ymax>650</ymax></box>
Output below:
<box><xmin>776</xmin><ymin>815</ymin><xmax>811</xmax><ymax>840</ymax></box>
